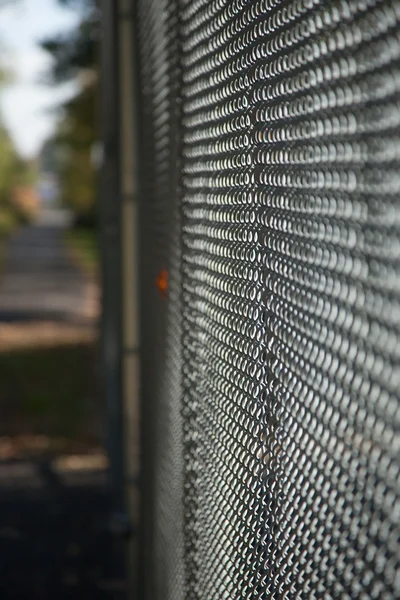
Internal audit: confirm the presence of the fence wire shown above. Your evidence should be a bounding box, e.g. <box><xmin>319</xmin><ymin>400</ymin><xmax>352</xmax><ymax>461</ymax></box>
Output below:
<box><xmin>136</xmin><ymin>1</ymin><xmax>400</xmax><ymax>598</ymax></box>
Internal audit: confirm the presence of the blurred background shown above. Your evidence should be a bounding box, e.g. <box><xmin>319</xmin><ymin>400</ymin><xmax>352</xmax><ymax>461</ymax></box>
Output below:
<box><xmin>0</xmin><ymin>0</ymin><xmax>125</xmax><ymax>597</ymax></box>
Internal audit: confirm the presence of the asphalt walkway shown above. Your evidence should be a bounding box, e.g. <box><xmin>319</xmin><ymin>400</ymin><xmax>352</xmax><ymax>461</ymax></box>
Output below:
<box><xmin>0</xmin><ymin>210</ymin><xmax>97</xmax><ymax>329</ymax></box>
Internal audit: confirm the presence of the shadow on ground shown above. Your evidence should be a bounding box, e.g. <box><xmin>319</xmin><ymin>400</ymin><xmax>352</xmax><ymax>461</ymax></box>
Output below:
<box><xmin>0</xmin><ymin>343</ymin><xmax>126</xmax><ymax>599</ymax></box>
<box><xmin>0</xmin><ymin>215</ymin><xmax>126</xmax><ymax>598</ymax></box>
<box><xmin>0</xmin><ymin>461</ymin><xmax>125</xmax><ymax>599</ymax></box>
<box><xmin>0</xmin><ymin>343</ymin><xmax>99</xmax><ymax>440</ymax></box>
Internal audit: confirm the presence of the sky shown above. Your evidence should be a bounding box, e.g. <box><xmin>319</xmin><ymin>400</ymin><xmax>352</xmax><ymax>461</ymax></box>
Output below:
<box><xmin>0</xmin><ymin>0</ymin><xmax>80</xmax><ymax>158</ymax></box>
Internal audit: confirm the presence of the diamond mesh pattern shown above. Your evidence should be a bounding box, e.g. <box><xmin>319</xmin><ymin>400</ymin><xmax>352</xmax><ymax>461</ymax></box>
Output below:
<box><xmin>136</xmin><ymin>1</ymin><xmax>400</xmax><ymax>598</ymax></box>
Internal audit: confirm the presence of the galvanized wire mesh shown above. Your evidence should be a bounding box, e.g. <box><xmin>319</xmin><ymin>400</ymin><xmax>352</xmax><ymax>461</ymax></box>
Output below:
<box><xmin>136</xmin><ymin>1</ymin><xmax>400</xmax><ymax>598</ymax></box>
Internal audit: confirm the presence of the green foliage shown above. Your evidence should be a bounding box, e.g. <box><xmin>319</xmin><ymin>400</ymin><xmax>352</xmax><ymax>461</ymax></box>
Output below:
<box><xmin>66</xmin><ymin>225</ymin><xmax>99</xmax><ymax>275</ymax></box>
<box><xmin>0</xmin><ymin>56</ymin><xmax>37</xmax><ymax>225</ymax></box>
<box><xmin>55</xmin><ymin>85</ymin><xmax>97</xmax><ymax>220</ymax></box>
<box><xmin>0</xmin><ymin>206</ymin><xmax>16</xmax><ymax>236</ymax></box>
<box><xmin>41</xmin><ymin>0</ymin><xmax>98</xmax><ymax>225</ymax></box>
<box><xmin>41</xmin><ymin>14</ymin><xmax>98</xmax><ymax>84</ymax></box>
<box><xmin>0</xmin><ymin>343</ymin><xmax>97</xmax><ymax>438</ymax></box>
<box><xmin>14</xmin><ymin>157</ymin><xmax>38</xmax><ymax>187</ymax></box>
<box><xmin>0</xmin><ymin>125</ymin><xmax>16</xmax><ymax>205</ymax></box>
<box><xmin>0</xmin><ymin>123</ymin><xmax>38</xmax><ymax>228</ymax></box>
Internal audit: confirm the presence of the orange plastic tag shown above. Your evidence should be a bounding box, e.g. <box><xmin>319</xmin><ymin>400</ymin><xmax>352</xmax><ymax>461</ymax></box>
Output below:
<box><xmin>156</xmin><ymin>269</ymin><xmax>168</xmax><ymax>298</ymax></box>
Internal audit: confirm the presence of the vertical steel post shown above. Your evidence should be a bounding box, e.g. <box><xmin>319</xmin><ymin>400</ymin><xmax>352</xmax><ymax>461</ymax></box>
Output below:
<box><xmin>99</xmin><ymin>0</ymin><xmax>124</xmax><ymax>512</ymax></box>
<box><xmin>117</xmin><ymin>0</ymin><xmax>141</xmax><ymax>595</ymax></box>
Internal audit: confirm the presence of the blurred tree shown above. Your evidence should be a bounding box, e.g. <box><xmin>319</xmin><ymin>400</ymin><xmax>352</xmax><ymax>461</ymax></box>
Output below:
<box><xmin>54</xmin><ymin>85</ymin><xmax>96</xmax><ymax>220</ymax></box>
<box><xmin>41</xmin><ymin>0</ymin><xmax>98</xmax><ymax>226</ymax></box>
<box><xmin>0</xmin><ymin>1</ymin><xmax>38</xmax><ymax>229</ymax></box>
<box><xmin>0</xmin><ymin>60</ymin><xmax>14</xmax><ymax>206</ymax></box>
<box><xmin>0</xmin><ymin>119</ymin><xmax>38</xmax><ymax>226</ymax></box>
<box><xmin>0</xmin><ymin>123</ymin><xmax>17</xmax><ymax>205</ymax></box>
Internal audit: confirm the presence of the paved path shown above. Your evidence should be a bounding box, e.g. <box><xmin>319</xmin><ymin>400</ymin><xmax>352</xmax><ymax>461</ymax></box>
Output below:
<box><xmin>0</xmin><ymin>210</ymin><xmax>94</xmax><ymax>325</ymax></box>
<box><xmin>0</xmin><ymin>211</ymin><xmax>99</xmax><ymax>351</ymax></box>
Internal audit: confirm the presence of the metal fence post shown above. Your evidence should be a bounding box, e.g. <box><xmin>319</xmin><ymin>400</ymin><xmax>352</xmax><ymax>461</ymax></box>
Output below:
<box><xmin>99</xmin><ymin>0</ymin><xmax>124</xmax><ymax>513</ymax></box>
<box><xmin>100</xmin><ymin>1</ymin><xmax>142</xmax><ymax>596</ymax></box>
<box><xmin>117</xmin><ymin>0</ymin><xmax>142</xmax><ymax>595</ymax></box>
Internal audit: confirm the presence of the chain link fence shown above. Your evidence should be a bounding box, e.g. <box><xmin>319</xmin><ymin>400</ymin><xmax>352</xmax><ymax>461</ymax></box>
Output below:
<box><xmin>118</xmin><ymin>1</ymin><xmax>400</xmax><ymax>598</ymax></box>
